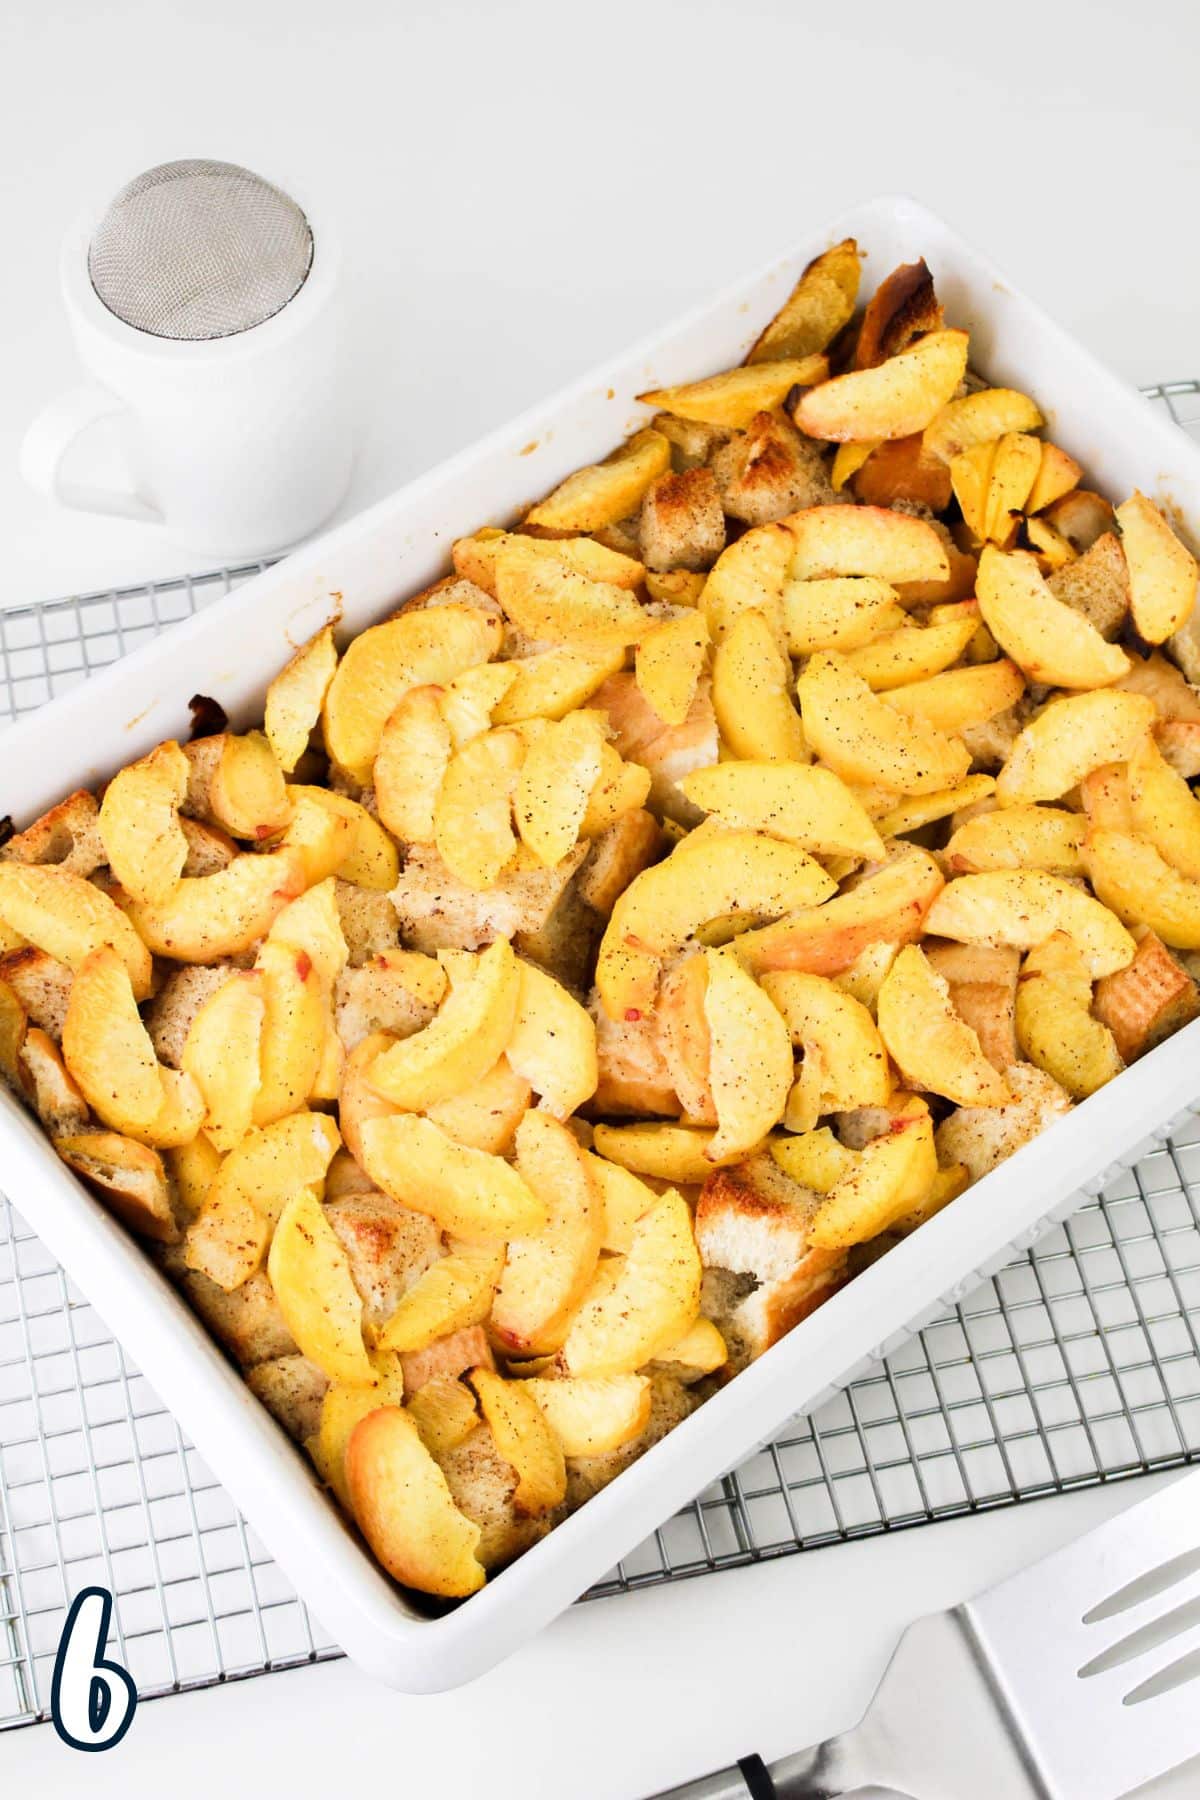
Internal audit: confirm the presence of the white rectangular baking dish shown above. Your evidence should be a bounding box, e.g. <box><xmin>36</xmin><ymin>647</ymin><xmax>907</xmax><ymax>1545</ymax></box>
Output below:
<box><xmin>4</xmin><ymin>195</ymin><xmax>1200</xmax><ymax>1694</ymax></box>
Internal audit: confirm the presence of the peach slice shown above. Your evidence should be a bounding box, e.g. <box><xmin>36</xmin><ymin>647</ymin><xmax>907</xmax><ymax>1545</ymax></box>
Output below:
<box><xmin>97</xmin><ymin>740</ymin><xmax>190</xmax><ymax>904</ymax></box>
<box><xmin>877</xmin><ymin>945</ymin><xmax>1010</xmax><ymax>1106</ymax></box>
<box><xmin>872</xmin><ymin>773</ymin><xmax>996</xmax><ymax>841</ymax></box>
<box><xmin>345</xmin><ymin>1406</ymin><xmax>486</xmax><ymax>1597</ymax></box>
<box><xmin>439</xmin><ymin>662</ymin><xmax>520</xmax><ymax>748</ymax></box>
<box><xmin>590</xmin><ymin>1121</ymin><xmax>734</xmax><ymax>1183</ymax></box>
<box><xmin>279</xmin><ymin>790</ymin><xmax>356</xmax><ymax>886</ymax></box>
<box><xmin>1084</xmin><ymin>829</ymin><xmax>1200</xmax><ymax>951</ymax></box>
<box><xmin>495</xmin><ymin>541</ymin><xmax>653</xmax><ymax>649</ymax></box>
<box><xmin>374</xmin><ymin>686</ymin><xmax>452</xmax><ymax>845</ymax></box>
<box><xmin>786</xmin><ymin>505</ymin><xmax>950</xmax><ymax>585</ymax></box>
<box><xmin>745</xmin><ymin>237</ymin><xmax>860</xmax><ymax>364</ymax></box>
<box><xmin>264</xmin><ymin>623</ymin><xmax>339</xmax><ymax>773</ymax></box>
<box><xmin>520</xmin><ymin>1375</ymin><xmax>652</xmax><ymax>1457</ymax></box>
<box><xmin>923</xmin><ymin>387</ymin><xmax>1043</xmax><ymax>465</ymax></box>
<box><xmin>492</xmin><ymin>644</ymin><xmax>627</xmax><ymax>725</ymax></box>
<box><xmin>467</xmin><ymin>1368</ymin><xmax>566</xmax><ymax>1515</ymax></box>
<box><xmin>680</xmin><ymin>762</ymin><xmax>884</xmax><ymax>859</ymax></box>
<box><xmin>797</xmin><ymin>653</ymin><xmax>971</xmax><ymax>794</ymax></box>
<box><xmin>995</xmin><ymin>691</ymin><xmax>1157</xmax><ymax>805</ymax></box>
<box><xmin>703</xmin><ymin>522</ymin><xmax>793</xmax><ymax>648</ymax></box>
<box><xmin>807</xmin><ymin>1113</ymin><xmax>937</xmax><ymax>1250</ymax></box>
<box><xmin>702</xmin><ymin>948</ymin><xmax>794</xmax><ymax>1161</ymax></box>
<box><xmin>983</xmin><ymin>433</ymin><xmax>1043</xmax><ymax>543</ymax></box>
<box><xmin>252</xmin><ymin>939</ymin><xmax>327</xmax><ymax>1126</ymax></box>
<box><xmin>289</xmin><ymin>788</ymin><xmax>399</xmax><ymax>891</ymax></box>
<box><xmin>881</xmin><ymin>659</ymin><xmax>1027</xmax><ymax>735</ymax></box>
<box><xmin>578</xmin><ymin>743</ymin><xmax>653</xmax><ymax>839</ymax></box>
<box><xmin>635</xmin><ymin>613</ymin><xmax>710</xmax><ymax>729</ymax></box>
<box><xmin>168</xmin><ymin>1133</ymin><xmax>223</xmax><ymax>1218</ymax></box>
<box><xmin>760</xmin><ymin>970</ymin><xmax>891</xmax><ymax>1128</ymax></box>
<box><xmin>595</xmin><ymin>830</ymin><xmax>835</xmax><ymax>1018</ymax></box>
<box><xmin>843</xmin><ymin>604</ymin><xmax>980</xmax><ymax>691</ymax></box>
<box><xmin>1128</xmin><ymin>732</ymin><xmax>1200</xmax><ymax>880</ymax></box>
<box><xmin>505</xmin><ymin>959</ymin><xmax>597</xmax><ymax>1121</ymax></box>
<box><xmin>1026</xmin><ymin>442</ymin><xmax>1082</xmax><ymax>515</ymax></box>
<box><xmin>424</xmin><ymin>1056</ymin><xmax>532</xmax><ymax>1155</ymax></box>
<box><xmin>514</xmin><ymin>711</ymin><xmax>608</xmax><ymax>868</ymax></box>
<box><xmin>1115</xmin><ymin>492</ymin><xmax>1198</xmax><ymax>644</ymax></box>
<box><xmin>712</xmin><ymin>609</ymin><xmax>808</xmax><ymax>762</ymax></box>
<box><xmin>770</xmin><ymin>1125</ymin><xmax>857</xmax><ymax>1193</ymax></box>
<box><xmin>782</xmin><ymin>578</ymin><xmax>908</xmax><ymax>656</ymax></box>
<box><xmin>323</xmin><ymin>603</ymin><xmax>502</xmax><ymax>784</ymax></box>
<box><xmin>1015</xmin><ymin>933</ymin><xmax>1122</xmax><ymax>1101</ymax></box>
<box><xmin>360</xmin><ymin>1113</ymin><xmax>546</xmax><ymax>1240</ymax></box>
<box><xmin>926</xmin><ymin>871</ymin><xmax>1135</xmax><ymax>977</ymax></box>
<box><xmin>735</xmin><ymin>847</ymin><xmax>944</xmax><ymax>978</ymax></box>
<box><xmin>653</xmin><ymin>1317</ymin><xmax>728</xmax><ymax>1381</ymax></box>
<box><xmin>205</xmin><ymin>732</ymin><xmax>293</xmax><ymax>839</ymax></box>
<box><xmin>582</xmin><ymin>1149</ymin><xmax>658</xmax><ymax>1254</ymax></box>
<box><xmin>63</xmin><ymin>947</ymin><xmax>204</xmax><ymax>1147</ymax></box>
<box><xmin>792</xmin><ymin>329</ymin><xmax>969</xmax><ymax>443</ymax></box>
<box><xmin>183</xmin><ymin>1110</ymin><xmax>340</xmax><ymax>1290</ymax></box>
<box><xmin>637</xmin><ymin>355</ymin><xmax>828</xmax><ymax>428</ymax></box>
<box><xmin>434</xmin><ymin>728</ymin><xmax>525</xmax><ymax>890</ymax></box>
<box><xmin>366</xmin><ymin>938</ymin><xmax>519</xmax><ymax>1110</ymax></box>
<box><xmin>375</xmin><ymin>1245</ymin><xmax>504</xmax><ymax>1354</ymax></box>
<box><xmin>658</xmin><ymin>952</ymin><xmax>715</xmax><ymax>1124</ymax></box>
<box><xmin>181</xmin><ymin>970</ymin><xmax>266</xmax><ymax>1152</ymax></box>
<box><xmin>524</xmin><ymin>428</ymin><xmax>671</xmax><ymax>533</ymax></box>
<box><xmin>306</xmin><ymin>1351</ymin><xmax>407</xmax><ymax>1508</ymax></box>
<box><xmin>124</xmin><ymin>847</ymin><xmax>306</xmax><ymax>962</ymax></box>
<box><xmin>268</xmin><ymin>878</ymin><xmax>349</xmax><ymax>989</ymax></box>
<box><xmin>267</xmin><ymin>1186</ymin><xmax>375</xmax><ymax>1385</ymax></box>
<box><xmin>976</xmin><ymin>546</ymin><xmax>1129</xmax><ymax>688</ymax></box>
<box><xmin>490</xmin><ymin>1113</ymin><xmax>604</xmax><ymax>1356</ymax></box>
<box><xmin>949</xmin><ymin>442</ymin><xmax>995</xmax><ymax>539</ymax></box>
<box><xmin>0</xmin><ymin>864</ymin><xmax>152</xmax><ymax>999</ymax></box>
<box><xmin>944</xmin><ymin>806</ymin><xmax>1086</xmax><ymax>877</ymax></box>
<box><xmin>404</xmin><ymin>1375</ymin><xmax>480</xmax><ymax>1461</ymax></box>
<box><xmin>453</xmin><ymin>530</ymin><xmax>643</xmax><ymax>599</ymax></box>
<box><xmin>561</xmin><ymin>1189</ymin><xmax>701</xmax><ymax>1378</ymax></box>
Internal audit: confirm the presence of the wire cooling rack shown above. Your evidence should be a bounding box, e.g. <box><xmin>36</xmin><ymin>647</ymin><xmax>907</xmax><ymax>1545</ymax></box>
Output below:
<box><xmin>2</xmin><ymin>381</ymin><xmax>1200</xmax><ymax>1731</ymax></box>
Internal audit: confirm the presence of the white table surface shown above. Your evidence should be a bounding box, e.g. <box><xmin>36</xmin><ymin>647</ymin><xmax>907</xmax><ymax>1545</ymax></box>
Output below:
<box><xmin>3</xmin><ymin>0</ymin><xmax>1200</xmax><ymax>1791</ymax></box>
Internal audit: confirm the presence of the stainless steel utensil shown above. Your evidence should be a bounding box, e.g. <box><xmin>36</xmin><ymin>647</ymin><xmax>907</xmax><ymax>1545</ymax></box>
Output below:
<box><xmin>653</xmin><ymin>1472</ymin><xmax>1200</xmax><ymax>1800</ymax></box>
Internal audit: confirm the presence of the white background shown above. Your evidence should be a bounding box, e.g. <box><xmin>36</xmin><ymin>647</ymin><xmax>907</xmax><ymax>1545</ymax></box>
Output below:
<box><xmin>2</xmin><ymin>0</ymin><xmax>1200</xmax><ymax>1792</ymax></box>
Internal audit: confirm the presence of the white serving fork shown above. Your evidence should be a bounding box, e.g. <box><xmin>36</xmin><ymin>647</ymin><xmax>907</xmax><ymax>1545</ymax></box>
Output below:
<box><xmin>652</xmin><ymin>1470</ymin><xmax>1200</xmax><ymax>1799</ymax></box>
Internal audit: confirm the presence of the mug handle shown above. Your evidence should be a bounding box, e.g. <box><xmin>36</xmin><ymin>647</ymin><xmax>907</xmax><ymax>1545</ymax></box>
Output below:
<box><xmin>20</xmin><ymin>385</ymin><xmax>165</xmax><ymax>525</ymax></box>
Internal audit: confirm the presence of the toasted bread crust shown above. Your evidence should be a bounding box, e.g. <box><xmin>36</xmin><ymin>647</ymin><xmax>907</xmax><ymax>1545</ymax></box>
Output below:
<box><xmin>324</xmin><ymin>1192</ymin><xmax>444</xmax><ymax>1337</ymax></box>
<box><xmin>1048</xmin><ymin>532</ymin><xmax>1129</xmax><ymax>640</ymax></box>
<box><xmin>245</xmin><ymin>1354</ymin><xmax>328</xmax><ymax>1443</ymax></box>
<box><xmin>925</xmin><ymin>941</ymin><xmax>1020</xmax><ymax>1071</ymax></box>
<box><xmin>935</xmin><ymin>1064</ymin><xmax>1072</xmax><ymax>1182</ymax></box>
<box><xmin>1</xmin><ymin>789</ymin><xmax>105</xmax><ymax>878</ymax></box>
<box><xmin>711</xmin><ymin>412</ymin><xmax>840</xmax><ymax>527</ymax></box>
<box><xmin>576</xmin><ymin>809</ymin><xmax>667</xmax><ymax>918</ymax></box>
<box><xmin>638</xmin><ymin>467</ymin><xmax>726</xmax><ymax>573</ymax></box>
<box><xmin>0</xmin><ymin>947</ymin><xmax>74</xmax><ymax>1041</ymax></box>
<box><xmin>400</xmin><ymin>1325</ymin><xmax>495</xmax><ymax>1395</ymax></box>
<box><xmin>1093</xmin><ymin>930</ymin><xmax>1200</xmax><ymax>1063</ymax></box>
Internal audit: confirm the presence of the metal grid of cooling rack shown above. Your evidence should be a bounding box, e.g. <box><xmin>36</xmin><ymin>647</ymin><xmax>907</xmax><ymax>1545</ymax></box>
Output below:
<box><xmin>2</xmin><ymin>380</ymin><xmax>1199</xmax><ymax>1731</ymax></box>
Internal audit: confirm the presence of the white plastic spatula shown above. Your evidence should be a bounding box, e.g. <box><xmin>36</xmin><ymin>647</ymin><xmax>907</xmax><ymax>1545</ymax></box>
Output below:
<box><xmin>653</xmin><ymin>1471</ymin><xmax>1200</xmax><ymax>1800</ymax></box>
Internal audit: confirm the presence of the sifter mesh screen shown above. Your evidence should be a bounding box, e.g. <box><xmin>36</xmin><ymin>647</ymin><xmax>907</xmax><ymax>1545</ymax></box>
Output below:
<box><xmin>87</xmin><ymin>159</ymin><xmax>313</xmax><ymax>342</ymax></box>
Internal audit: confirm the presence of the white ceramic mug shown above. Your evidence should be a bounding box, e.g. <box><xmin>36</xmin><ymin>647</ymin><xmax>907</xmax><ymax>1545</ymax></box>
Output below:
<box><xmin>20</xmin><ymin>174</ymin><xmax>356</xmax><ymax>560</ymax></box>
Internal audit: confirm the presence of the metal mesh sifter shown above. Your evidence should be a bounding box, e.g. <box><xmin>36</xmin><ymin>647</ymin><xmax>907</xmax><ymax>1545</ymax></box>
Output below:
<box><xmin>87</xmin><ymin>159</ymin><xmax>314</xmax><ymax>342</ymax></box>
